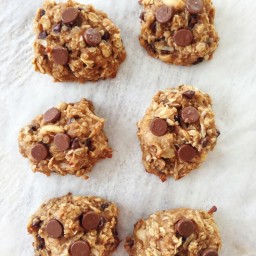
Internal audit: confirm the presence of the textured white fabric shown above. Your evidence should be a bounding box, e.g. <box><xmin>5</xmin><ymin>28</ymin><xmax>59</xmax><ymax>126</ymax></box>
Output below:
<box><xmin>0</xmin><ymin>0</ymin><xmax>255</xmax><ymax>255</ymax></box>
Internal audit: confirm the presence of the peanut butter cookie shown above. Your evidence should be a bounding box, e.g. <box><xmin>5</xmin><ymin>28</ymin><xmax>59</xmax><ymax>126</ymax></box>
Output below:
<box><xmin>139</xmin><ymin>0</ymin><xmax>219</xmax><ymax>65</ymax></box>
<box><xmin>33</xmin><ymin>0</ymin><xmax>126</xmax><ymax>82</ymax></box>
<box><xmin>18</xmin><ymin>99</ymin><xmax>112</xmax><ymax>179</ymax></box>
<box><xmin>125</xmin><ymin>207</ymin><xmax>221</xmax><ymax>256</ymax></box>
<box><xmin>28</xmin><ymin>193</ymin><xmax>120</xmax><ymax>256</ymax></box>
<box><xmin>137</xmin><ymin>85</ymin><xmax>219</xmax><ymax>181</ymax></box>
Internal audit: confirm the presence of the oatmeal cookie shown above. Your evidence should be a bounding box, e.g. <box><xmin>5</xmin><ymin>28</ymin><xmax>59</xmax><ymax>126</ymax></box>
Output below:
<box><xmin>125</xmin><ymin>207</ymin><xmax>221</xmax><ymax>256</ymax></box>
<box><xmin>139</xmin><ymin>0</ymin><xmax>219</xmax><ymax>65</ymax></box>
<box><xmin>18</xmin><ymin>99</ymin><xmax>112</xmax><ymax>179</ymax></box>
<box><xmin>137</xmin><ymin>85</ymin><xmax>219</xmax><ymax>181</ymax></box>
<box><xmin>28</xmin><ymin>193</ymin><xmax>120</xmax><ymax>256</ymax></box>
<box><xmin>33</xmin><ymin>0</ymin><xmax>126</xmax><ymax>82</ymax></box>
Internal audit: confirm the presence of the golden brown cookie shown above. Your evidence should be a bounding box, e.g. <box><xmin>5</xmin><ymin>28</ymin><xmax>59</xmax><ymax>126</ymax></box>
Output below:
<box><xmin>125</xmin><ymin>207</ymin><xmax>221</xmax><ymax>256</ymax></box>
<box><xmin>27</xmin><ymin>193</ymin><xmax>120</xmax><ymax>256</ymax></box>
<box><xmin>18</xmin><ymin>99</ymin><xmax>112</xmax><ymax>179</ymax></box>
<box><xmin>33</xmin><ymin>0</ymin><xmax>126</xmax><ymax>82</ymax></box>
<box><xmin>137</xmin><ymin>85</ymin><xmax>219</xmax><ymax>181</ymax></box>
<box><xmin>139</xmin><ymin>0</ymin><xmax>219</xmax><ymax>65</ymax></box>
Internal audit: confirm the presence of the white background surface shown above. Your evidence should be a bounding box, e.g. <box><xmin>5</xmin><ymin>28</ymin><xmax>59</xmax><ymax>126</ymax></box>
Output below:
<box><xmin>0</xmin><ymin>0</ymin><xmax>256</xmax><ymax>255</ymax></box>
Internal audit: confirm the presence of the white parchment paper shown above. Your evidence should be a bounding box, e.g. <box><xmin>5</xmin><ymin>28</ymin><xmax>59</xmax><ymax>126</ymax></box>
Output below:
<box><xmin>0</xmin><ymin>0</ymin><xmax>256</xmax><ymax>255</ymax></box>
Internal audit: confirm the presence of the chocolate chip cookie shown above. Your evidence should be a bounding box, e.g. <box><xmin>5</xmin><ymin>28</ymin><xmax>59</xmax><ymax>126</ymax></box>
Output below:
<box><xmin>27</xmin><ymin>193</ymin><xmax>120</xmax><ymax>256</ymax></box>
<box><xmin>33</xmin><ymin>0</ymin><xmax>126</xmax><ymax>82</ymax></box>
<box><xmin>139</xmin><ymin>0</ymin><xmax>219</xmax><ymax>65</ymax></box>
<box><xmin>18</xmin><ymin>99</ymin><xmax>112</xmax><ymax>179</ymax></box>
<box><xmin>125</xmin><ymin>207</ymin><xmax>221</xmax><ymax>256</ymax></box>
<box><xmin>137</xmin><ymin>85</ymin><xmax>219</xmax><ymax>181</ymax></box>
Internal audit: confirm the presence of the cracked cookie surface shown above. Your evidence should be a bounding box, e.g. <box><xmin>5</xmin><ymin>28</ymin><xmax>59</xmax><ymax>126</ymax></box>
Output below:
<box><xmin>18</xmin><ymin>99</ymin><xmax>112</xmax><ymax>179</ymax></box>
<box><xmin>125</xmin><ymin>207</ymin><xmax>221</xmax><ymax>256</ymax></box>
<box><xmin>137</xmin><ymin>85</ymin><xmax>219</xmax><ymax>181</ymax></box>
<box><xmin>33</xmin><ymin>0</ymin><xmax>126</xmax><ymax>82</ymax></box>
<box><xmin>139</xmin><ymin>0</ymin><xmax>219</xmax><ymax>65</ymax></box>
<box><xmin>27</xmin><ymin>193</ymin><xmax>120</xmax><ymax>256</ymax></box>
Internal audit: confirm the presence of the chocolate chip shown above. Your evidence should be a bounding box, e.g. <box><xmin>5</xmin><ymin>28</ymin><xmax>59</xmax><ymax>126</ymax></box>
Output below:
<box><xmin>193</xmin><ymin>57</ymin><xmax>204</xmax><ymax>65</ymax></box>
<box><xmin>70</xmin><ymin>240</ymin><xmax>90</xmax><ymax>256</ymax></box>
<box><xmin>150</xmin><ymin>22</ymin><xmax>157</xmax><ymax>33</ymax></box>
<box><xmin>188</xmin><ymin>14</ymin><xmax>198</xmax><ymax>29</ymax></box>
<box><xmin>31</xmin><ymin>144</ymin><xmax>48</xmax><ymax>161</ymax></box>
<box><xmin>54</xmin><ymin>134</ymin><xmax>71</xmax><ymax>151</ymax></box>
<box><xmin>36</xmin><ymin>235</ymin><xmax>45</xmax><ymax>250</ymax></box>
<box><xmin>140</xmin><ymin>11</ymin><xmax>145</xmax><ymax>21</ymax></box>
<box><xmin>83</xmin><ymin>28</ymin><xmax>101</xmax><ymax>47</ymax></box>
<box><xmin>201</xmin><ymin>137</ymin><xmax>209</xmax><ymax>148</ymax></box>
<box><xmin>175</xmin><ymin>219</ymin><xmax>195</xmax><ymax>237</ymax></box>
<box><xmin>85</xmin><ymin>138</ymin><xmax>94</xmax><ymax>151</ymax></box>
<box><xmin>155</xmin><ymin>5</ymin><xmax>174</xmax><ymax>24</ymax></box>
<box><xmin>45</xmin><ymin>219</ymin><xmax>63</xmax><ymax>238</ymax></box>
<box><xmin>208</xmin><ymin>206</ymin><xmax>217</xmax><ymax>214</ymax></box>
<box><xmin>216</xmin><ymin>129</ymin><xmax>221</xmax><ymax>137</ymax></box>
<box><xmin>53</xmin><ymin>23</ymin><xmax>62</xmax><ymax>33</ymax></box>
<box><xmin>71</xmin><ymin>138</ymin><xmax>80</xmax><ymax>149</ymax></box>
<box><xmin>82</xmin><ymin>212</ymin><xmax>101</xmax><ymax>231</ymax></box>
<box><xmin>38</xmin><ymin>31</ymin><xmax>47</xmax><ymax>39</ymax></box>
<box><xmin>44</xmin><ymin>107</ymin><xmax>61</xmax><ymax>123</ymax></box>
<box><xmin>150</xmin><ymin>118</ymin><xmax>168</xmax><ymax>136</ymax></box>
<box><xmin>181</xmin><ymin>106</ymin><xmax>199</xmax><ymax>124</ymax></box>
<box><xmin>178</xmin><ymin>144</ymin><xmax>196</xmax><ymax>162</ymax></box>
<box><xmin>78</xmin><ymin>7</ymin><xmax>84</xmax><ymax>11</ymax></box>
<box><xmin>102</xmin><ymin>31</ymin><xmax>110</xmax><ymax>41</ymax></box>
<box><xmin>183</xmin><ymin>90</ymin><xmax>195</xmax><ymax>99</ymax></box>
<box><xmin>61</xmin><ymin>7</ymin><xmax>79</xmax><ymax>24</ymax></box>
<box><xmin>52</xmin><ymin>47</ymin><xmax>69</xmax><ymax>65</ymax></box>
<box><xmin>39</xmin><ymin>9</ymin><xmax>45</xmax><ymax>17</ymax></box>
<box><xmin>173</xmin><ymin>29</ymin><xmax>193</xmax><ymax>46</ymax></box>
<box><xmin>186</xmin><ymin>0</ymin><xmax>204</xmax><ymax>14</ymax></box>
<box><xmin>201</xmin><ymin>249</ymin><xmax>218</xmax><ymax>256</ymax></box>
<box><xmin>100</xmin><ymin>202</ymin><xmax>110</xmax><ymax>211</ymax></box>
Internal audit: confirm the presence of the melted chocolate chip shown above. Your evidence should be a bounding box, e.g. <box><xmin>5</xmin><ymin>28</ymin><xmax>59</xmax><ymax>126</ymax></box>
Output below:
<box><xmin>126</xmin><ymin>239</ymin><xmax>134</xmax><ymax>248</ymax></box>
<box><xmin>86</xmin><ymin>138</ymin><xmax>94</xmax><ymax>151</ymax></box>
<box><xmin>193</xmin><ymin>57</ymin><xmax>204</xmax><ymax>65</ymax></box>
<box><xmin>150</xmin><ymin>22</ymin><xmax>157</xmax><ymax>33</ymax></box>
<box><xmin>71</xmin><ymin>138</ymin><xmax>80</xmax><ymax>149</ymax></box>
<box><xmin>102</xmin><ymin>31</ymin><xmax>110</xmax><ymax>41</ymax></box>
<box><xmin>174</xmin><ymin>115</ymin><xmax>180</xmax><ymax>123</ymax></box>
<box><xmin>183</xmin><ymin>90</ymin><xmax>195</xmax><ymax>99</ymax></box>
<box><xmin>53</xmin><ymin>23</ymin><xmax>62</xmax><ymax>33</ymax></box>
<box><xmin>188</xmin><ymin>14</ymin><xmax>198</xmax><ymax>29</ymax></box>
<box><xmin>39</xmin><ymin>9</ymin><xmax>45</xmax><ymax>17</ymax></box>
<box><xmin>201</xmin><ymin>137</ymin><xmax>209</xmax><ymax>148</ymax></box>
<box><xmin>100</xmin><ymin>202</ymin><xmax>110</xmax><ymax>211</ymax></box>
<box><xmin>36</xmin><ymin>235</ymin><xmax>45</xmax><ymax>250</ymax></box>
<box><xmin>32</xmin><ymin>217</ymin><xmax>42</xmax><ymax>229</ymax></box>
<box><xmin>140</xmin><ymin>11</ymin><xmax>145</xmax><ymax>21</ymax></box>
<box><xmin>38</xmin><ymin>31</ymin><xmax>47</xmax><ymax>39</ymax></box>
<box><xmin>29</xmin><ymin>125</ymin><xmax>38</xmax><ymax>132</ymax></box>
<box><xmin>98</xmin><ymin>217</ymin><xmax>106</xmax><ymax>229</ymax></box>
